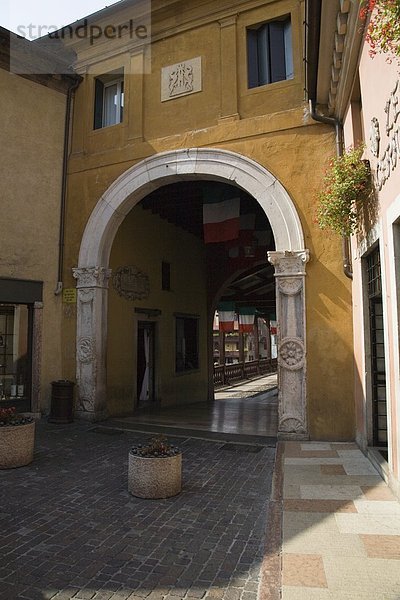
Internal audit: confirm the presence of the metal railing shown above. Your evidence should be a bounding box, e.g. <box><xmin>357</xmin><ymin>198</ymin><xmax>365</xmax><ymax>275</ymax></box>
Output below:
<box><xmin>214</xmin><ymin>358</ymin><xmax>277</xmax><ymax>387</ymax></box>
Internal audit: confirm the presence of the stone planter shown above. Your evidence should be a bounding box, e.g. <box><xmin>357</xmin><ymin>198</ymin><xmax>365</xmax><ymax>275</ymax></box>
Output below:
<box><xmin>128</xmin><ymin>451</ymin><xmax>182</xmax><ymax>499</ymax></box>
<box><xmin>0</xmin><ymin>421</ymin><xmax>35</xmax><ymax>469</ymax></box>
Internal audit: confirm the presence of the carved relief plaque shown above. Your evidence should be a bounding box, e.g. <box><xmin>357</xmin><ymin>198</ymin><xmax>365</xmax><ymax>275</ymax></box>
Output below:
<box><xmin>279</xmin><ymin>338</ymin><xmax>305</xmax><ymax>371</ymax></box>
<box><xmin>113</xmin><ymin>266</ymin><xmax>150</xmax><ymax>300</ymax></box>
<box><xmin>161</xmin><ymin>57</ymin><xmax>202</xmax><ymax>102</ymax></box>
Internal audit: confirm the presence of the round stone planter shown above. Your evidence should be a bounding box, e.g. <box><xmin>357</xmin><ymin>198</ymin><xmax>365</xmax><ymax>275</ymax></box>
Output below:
<box><xmin>128</xmin><ymin>451</ymin><xmax>182</xmax><ymax>499</ymax></box>
<box><xmin>0</xmin><ymin>421</ymin><xmax>35</xmax><ymax>469</ymax></box>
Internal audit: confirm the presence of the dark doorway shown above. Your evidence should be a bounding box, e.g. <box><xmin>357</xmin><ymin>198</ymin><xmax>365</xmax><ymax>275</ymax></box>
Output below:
<box><xmin>137</xmin><ymin>322</ymin><xmax>155</xmax><ymax>407</ymax></box>
<box><xmin>367</xmin><ymin>247</ymin><xmax>387</xmax><ymax>448</ymax></box>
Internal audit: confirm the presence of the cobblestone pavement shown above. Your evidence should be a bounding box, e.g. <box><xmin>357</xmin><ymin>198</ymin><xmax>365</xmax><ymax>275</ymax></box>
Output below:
<box><xmin>0</xmin><ymin>422</ymin><xmax>276</xmax><ymax>600</ymax></box>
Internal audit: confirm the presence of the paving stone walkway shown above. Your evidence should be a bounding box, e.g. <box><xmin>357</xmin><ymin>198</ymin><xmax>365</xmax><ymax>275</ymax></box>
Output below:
<box><xmin>0</xmin><ymin>422</ymin><xmax>276</xmax><ymax>600</ymax></box>
<box><xmin>280</xmin><ymin>441</ymin><xmax>400</xmax><ymax>599</ymax></box>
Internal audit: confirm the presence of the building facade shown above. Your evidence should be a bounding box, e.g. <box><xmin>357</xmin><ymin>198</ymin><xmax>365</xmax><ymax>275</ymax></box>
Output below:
<box><xmin>0</xmin><ymin>28</ymin><xmax>79</xmax><ymax>416</ymax></box>
<box><xmin>307</xmin><ymin>0</ymin><xmax>400</xmax><ymax>496</ymax></box>
<box><xmin>56</xmin><ymin>0</ymin><xmax>354</xmax><ymax>440</ymax></box>
<box><xmin>1</xmin><ymin>0</ymin><xmax>364</xmax><ymax>445</ymax></box>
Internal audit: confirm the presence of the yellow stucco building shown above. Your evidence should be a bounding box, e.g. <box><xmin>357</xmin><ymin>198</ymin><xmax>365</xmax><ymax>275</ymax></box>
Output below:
<box><xmin>1</xmin><ymin>0</ymin><xmax>355</xmax><ymax>441</ymax></box>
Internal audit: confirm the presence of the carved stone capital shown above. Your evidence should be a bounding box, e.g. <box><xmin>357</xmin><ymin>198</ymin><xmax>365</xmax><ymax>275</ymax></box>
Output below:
<box><xmin>219</xmin><ymin>15</ymin><xmax>237</xmax><ymax>28</ymax></box>
<box><xmin>268</xmin><ymin>250</ymin><xmax>310</xmax><ymax>276</ymax></box>
<box><xmin>73</xmin><ymin>267</ymin><xmax>112</xmax><ymax>289</ymax></box>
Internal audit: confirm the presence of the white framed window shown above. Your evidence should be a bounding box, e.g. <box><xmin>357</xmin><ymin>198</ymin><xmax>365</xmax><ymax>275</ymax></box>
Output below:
<box><xmin>247</xmin><ymin>16</ymin><xmax>293</xmax><ymax>89</ymax></box>
<box><xmin>94</xmin><ymin>71</ymin><xmax>124</xmax><ymax>129</ymax></box>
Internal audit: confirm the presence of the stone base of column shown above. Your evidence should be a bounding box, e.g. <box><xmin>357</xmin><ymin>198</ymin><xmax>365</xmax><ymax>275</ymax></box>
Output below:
<box><xmin>75</xmin><ymin>409</ymin><xmax>108</xmax><ymax>423</ymax></box>
<box><xmin>277</xmin><ymin>432</ymin><xmax>310</xmax><ymax>441</ymax></box>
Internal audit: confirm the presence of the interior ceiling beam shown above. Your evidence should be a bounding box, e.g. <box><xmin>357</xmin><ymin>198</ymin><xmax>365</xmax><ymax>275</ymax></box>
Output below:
<box><xmin>231</xmin><ymin>265</ymin><xmax>274</xmax><ymax>286</ymax></box>
<box><xmin>243</xmin><ymin>282</ymin><xmax>275</xmax><ymax>296</ymax></box>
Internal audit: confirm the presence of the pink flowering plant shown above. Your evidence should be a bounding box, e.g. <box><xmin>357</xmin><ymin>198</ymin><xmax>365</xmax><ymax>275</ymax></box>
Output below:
<box><xmin>360</xmin><ymin>0</ymin><xmax>400</xmax><ymax>63</ymax></box>
<box><xmin>316</xmin><ymin>146</ymin><xmax>371</xmax><ymax>236</ymax></box>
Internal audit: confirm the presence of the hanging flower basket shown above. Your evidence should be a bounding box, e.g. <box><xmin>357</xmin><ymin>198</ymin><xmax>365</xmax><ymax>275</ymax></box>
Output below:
<box><xmin>316</xmin><ymin>145</ymin><xmax>371</xmax><ymax>236</ymax></box>
<box><xmin>359</xmin><ymin>0</ymin><xmax>400</xmax><ymax>64</ymax></box>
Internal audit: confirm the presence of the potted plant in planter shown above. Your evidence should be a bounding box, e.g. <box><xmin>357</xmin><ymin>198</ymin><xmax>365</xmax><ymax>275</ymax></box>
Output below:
<box><xmin>0</xmin><ymin>407</ymin><xmax>35</xmax><ymax>469</ymax></box>
<box><xmin>128</xmin><ymin>434</ymin><xmax>182</xmax><ymax>499</ymax></box>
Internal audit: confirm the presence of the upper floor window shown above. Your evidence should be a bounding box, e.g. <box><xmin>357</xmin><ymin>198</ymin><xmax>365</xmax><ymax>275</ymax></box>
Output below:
<box><xmin>247</xmin><ymin>17</ymin><xmax>293</xmax><ymax>89</ymax></box>
<box><xmin>94</xmin><ymin>70</ymin><xmax>124</xmax><ymax>129</ymax></box>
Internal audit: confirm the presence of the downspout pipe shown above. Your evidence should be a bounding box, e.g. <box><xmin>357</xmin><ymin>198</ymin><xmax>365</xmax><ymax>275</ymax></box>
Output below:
<box><xmin>309</xmin><ymin>100</ymin><xmax>353</xmax><ymax>280</ymax></box>
<box><xmin>54</xmin><ymin>76</ymin><xmax>82</xmax><ymax>296</ymax></box>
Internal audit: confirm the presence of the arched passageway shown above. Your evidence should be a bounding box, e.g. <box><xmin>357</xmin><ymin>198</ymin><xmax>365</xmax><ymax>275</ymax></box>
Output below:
<box><xmin>73</xmin><ymin>148</ymin><xmax>309</xmax><ymax>439</ymax></box>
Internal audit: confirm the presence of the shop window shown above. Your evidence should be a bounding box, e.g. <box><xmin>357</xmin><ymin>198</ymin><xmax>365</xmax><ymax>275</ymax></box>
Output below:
<box><xmin>94</xmin><ymin>70</ymin><xmax>124</xmax><ymax>129</ymax></box>
<box><xmin>247</xmin><ymin>17</ymin><xmax>293</xmax><ymax>88</ymax></box>
<box><xmin>175</xmin><ymin>315</ymin><xmax>199</xmax><ymax>372</ymax></box>
<box><xmin>0</xmin><ymin>304</ymin><xmax>31</xmax><ymax>410</ymax></box>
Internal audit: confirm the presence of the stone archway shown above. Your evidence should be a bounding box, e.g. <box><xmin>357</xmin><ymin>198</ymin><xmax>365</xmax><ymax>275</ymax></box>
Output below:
<box><xmin>73</xmin><ymin>147</ymin><xmax>310</xmax><ymax>439</ymax></box>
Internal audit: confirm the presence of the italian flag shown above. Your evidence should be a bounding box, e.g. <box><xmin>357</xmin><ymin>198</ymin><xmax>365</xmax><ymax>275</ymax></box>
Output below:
<box><xmin>202</xmin><ymin>184</ymin><xmax>240</xmax><ymax>243</ymax></box>
<box><xmin>238</xmin><ymin>307</ymin><xmax>256</xmax><ymax>332</ymax></box>
<box><xmin>218</xmin><ymin>301</ymin><xmax>236</xmax><ymax>332</ymax></box>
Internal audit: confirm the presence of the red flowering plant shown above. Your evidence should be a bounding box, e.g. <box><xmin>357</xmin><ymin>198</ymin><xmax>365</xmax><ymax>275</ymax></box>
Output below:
<box><xmin>0</xmin><ymin>406</ymin><xmax>33</xmax><ymax>427</ymax></box>
<box><xmin>360</xmin><ymin>0</ymin><xmax>400</xmax><ymax>64</ymax></box>
<box><xmin>316</xmin><ymin>145</ymin><xmax>371</xmax><ymax>236</ymax></box>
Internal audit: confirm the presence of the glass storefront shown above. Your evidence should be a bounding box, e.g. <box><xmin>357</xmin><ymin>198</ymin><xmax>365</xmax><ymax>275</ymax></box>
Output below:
<box><xmin>0</xmin><ymin>303</ymin><xmax>33</xmax><ymax>412</ymax></box>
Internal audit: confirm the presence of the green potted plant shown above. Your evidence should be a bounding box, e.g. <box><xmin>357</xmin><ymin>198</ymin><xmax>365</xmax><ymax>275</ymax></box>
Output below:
<box><xmin>128</xmin><ymin>434</ymin><xmax>182</xmax><ymax>499</ymax></box>
<box><xmin>0</xmin><ymin>407</ymin><xmax>35</xmax><ymax>469</ymax></box>
<box><xmin>316</xmin><ymin>145</ymin><xmax>371</xmax><ymax>236</ymax></box>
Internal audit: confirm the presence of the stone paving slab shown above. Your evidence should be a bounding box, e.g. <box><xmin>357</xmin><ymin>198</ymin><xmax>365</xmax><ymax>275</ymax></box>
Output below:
<box><xmin>280</xmin><ymin>441</ymin><xmax>400</xmax><ymax>600</ymax></box>
<box><xmin>0</xmin><ymin>421</ymin><xmax>276</xmax><ymax>600</ymax></box>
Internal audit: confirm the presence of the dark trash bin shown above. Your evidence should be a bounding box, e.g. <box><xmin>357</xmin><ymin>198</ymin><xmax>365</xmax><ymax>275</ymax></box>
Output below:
<box><xmin>48</xmin><ymin>380</ymin><xmax>75</xmax><ymax>423</ymax></box>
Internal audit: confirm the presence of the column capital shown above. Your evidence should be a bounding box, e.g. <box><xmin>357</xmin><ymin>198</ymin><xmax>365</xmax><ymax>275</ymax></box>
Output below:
<box><xmin>268</xmin><ymin>250</ymin><xmax>310</xmax><ymax>276</ymax></box>
<box><xmin>219</xmin><ymin>15</ymin><xmax>238</xmax><ymax>28</ymax></box>
<box><xmin>73</xmin><ymin>266</ymin><xmax>112</xmax><ymax>289</ymax></box>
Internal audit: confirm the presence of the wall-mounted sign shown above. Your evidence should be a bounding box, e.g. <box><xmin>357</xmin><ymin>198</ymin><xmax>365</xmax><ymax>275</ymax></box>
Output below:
<box><xmin>372</xmin><ymin>78</ymin><xmax>400</xmax><ymax>190</ymax></box>
<box><xmin>62</xmin><ymin>288</ymin><xmax>77</xmax><ymax>304</ymax></box>
<box><xmin>161</xmin><ymin>57</ymin><xmax>202</xmax><ymax>102</ymax></box>
<box><xmin>113</xmin><ymin>266</ymin><xmax>150</xmax><ymax>300</ymax></box>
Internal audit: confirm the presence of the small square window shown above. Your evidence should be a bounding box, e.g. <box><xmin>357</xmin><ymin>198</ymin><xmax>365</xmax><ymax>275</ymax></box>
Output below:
<box><xmin>175</xmin><ymin>316</ymin><xmax>199</xmax><ymax>372</ymax></box>
<box><xmin>94</xmin><ymin>70</ymin><xmax>124</xmax><ymax>129</ymax></box>
<box><xmin>247</xmin><ymin>17</ymin><xmax>293</xmax><ymax>89</ymax></box>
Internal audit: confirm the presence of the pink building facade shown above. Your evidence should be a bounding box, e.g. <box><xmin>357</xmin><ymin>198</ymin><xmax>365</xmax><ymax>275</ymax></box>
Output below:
<box><xmin>345</xmin><ymin>50</ymin><xmax>400</xmax><ymax>497</ymax></box>
<box><xmin>307</xmin><ymin>0</ymin><xmax>400</xmax><ymax>497</ymax></box>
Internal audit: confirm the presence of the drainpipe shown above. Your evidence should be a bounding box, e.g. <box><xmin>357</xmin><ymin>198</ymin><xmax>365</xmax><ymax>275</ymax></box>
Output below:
<box><xmin>54</xmin><ymin>76</ymin><xmax>82</xmax><ymax>296</ymax></box>
<box><xmin>309</xmin><ymin>99</ymin><xmax>353</xmax><ymax>280</ymax></box>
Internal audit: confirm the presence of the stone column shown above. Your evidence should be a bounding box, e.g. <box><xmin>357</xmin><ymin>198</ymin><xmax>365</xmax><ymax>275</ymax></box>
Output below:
<box><xmin>72</xmin><ymin>266</ymin><xmax>112</xmax><ymax>421</ymax></box>
<box><xmin>268</xmin><ymin>250</ymin><xmax>310</xmax><ymax>439</ymax></box>
<box><xmin>31</xmin><ymin>301</ymin><xmax>43</xmax><ymax>415</ymax></box>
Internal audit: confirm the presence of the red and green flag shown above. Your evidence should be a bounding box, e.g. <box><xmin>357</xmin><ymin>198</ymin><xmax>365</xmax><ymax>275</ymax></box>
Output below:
<box><xmin>238</xmin><ymin>307</ymin><xmax>256</xmax><ymax>332</ymax></box>
<box><xmin>217</xmin><ymin>301</ymin><xmax>236</xmax><ymax>332</ymax></box>
<box><xmin>202</xmin><ymin>184</ymin><xmax>240</xmax><ymax>243</ymax></box>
